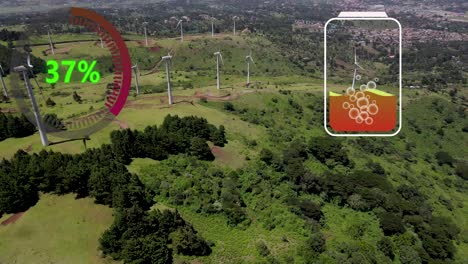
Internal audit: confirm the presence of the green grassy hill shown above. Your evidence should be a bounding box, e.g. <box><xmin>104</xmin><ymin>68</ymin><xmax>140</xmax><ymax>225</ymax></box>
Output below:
<box><xmin>0</xmin><ymin>32</ymin><xmax>467</xmax><ymax>263</ymax></box>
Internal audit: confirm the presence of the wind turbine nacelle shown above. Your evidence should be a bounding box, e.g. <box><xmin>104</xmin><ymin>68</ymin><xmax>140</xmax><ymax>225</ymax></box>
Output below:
<box><xmin>162</xmin><ymin>55</ymin><xmax>172</xmax><ymax>60</ymax></box>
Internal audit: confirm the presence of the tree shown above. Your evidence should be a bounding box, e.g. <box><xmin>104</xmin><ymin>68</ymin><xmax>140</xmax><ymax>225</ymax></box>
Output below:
<box><xmin>379</xmin><ymin>212</ymin><xmax>405</xmax><ymax>236</ymax></box>
<box><xmin>299</xmin><ymin>200</ymin><xmax>322</xmax><ymax>221</ymax></box>
<box><xmin>121</xmin><ymin>235</ymin><xmax>172</xmax><ymax>264</ymax></box>
<box><xmin>399</xmin><ymin>246</ymin><xmax>421</xmax><ymax>264</ymax></box>
<box><xmin>308</xmin><ymin>137</ymin><xmax>351</xmax><ymax>167</ymax></box>
<box><xmin>256</xmin><ymin>240</ymin><xmax>270</xmax><ymax>257</ymax></box>
<box><xmin>223</xmin><ymin>102</ymin><xmax>235</xmax><ymax>111</ymax></box>
<box><xmin>435</xmin><ymin>151</ymin><xmax>454</xmax><ymax>167</ymax></box>
<box><xmin>378</xmin><ymin>237</ymin><xmax>395</xmax><ymax>260</ymax></box>
<box><xmin>189</xmin><ymin>137</ymin><xmax>214</xmax><ymax>161</ymax></box>
<box><xmin>171</xmin><ymin>226</ymin><xmax>212</xmax><ymax>256</ymax></box>
<box><xmin>72</xmin><ymin>91</ymin><xmax>82</xmax><ymax>103</ymax></box>
<box><xmin>211</xmin><ymin>125</ymin><xmax>227</xmax><ymax>147</ymax></box>
<box><xmin>0</xmin><ymin>168</ymin><xmax>39</xmax><ymax>213</ymax></box>
<box><xmin>46</xmin><ymin>97</ymin><xmax>56</xmax><ymax>107</ymax></box>
<box><xmin>305</xmin><ymin>233</ymin><xmax>326</xmax><ymax>254</ymax></box>
<box><xmin>259</xmin><ymin>148</ymin><xmax>274</xmax><ymax>165</ymax></box>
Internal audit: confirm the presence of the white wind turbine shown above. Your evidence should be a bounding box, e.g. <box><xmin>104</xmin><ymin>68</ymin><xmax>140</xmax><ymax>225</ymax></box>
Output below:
<box><xmin>352</xmin><ymin>47</ymin><xmax>364</xmax><ymax>89</ymax></box>
<box><xmin>45</xmin><ymin>25</ymin><xmax>55</xmax><ymax>55</ymax></box>
<box><xmin>211</xmin><ymin>16</ymin><xmax>215</xmax><ymax>38</ymax></box>
<box><xmin>143</xmin><ymin>22</ymin><xmax>149</xmax><ymax>47</ymax></box>
<box><xmin>162</xmin><ymin>53</ymin><xmax>173</xmax><ymax>105</ymax></box>
<box><xmin>245</xmin><ymin>51</ymin><xmax>255</xmax><ymax>85</ymax></box>
<box><xmin>132</xmin><ymin>64</ymin><xmax>140</xmax><ymax>95</ymax></box>
<box><xmin>214</xmin><ymin>51</ymin><xmax>224</xmax><ymax>90</ymax></box>
<box><xmin>0</xmin><ymin>64</ymin><xmax>8</xmax><ymax>98</ymax></box>
<box><xmin>14</xmin><ymin>48</ymin><xmax>48</xmax><ymax>146</ymax></box>
<box><xmin>176</xmin><ymin>19</ymin><xmax>184</xmax><ymax>42</ymax></box>
<box><xmin>233</xmin><ymin>16</ymin><xmax>239</xmax><ymax>35</ymax></box>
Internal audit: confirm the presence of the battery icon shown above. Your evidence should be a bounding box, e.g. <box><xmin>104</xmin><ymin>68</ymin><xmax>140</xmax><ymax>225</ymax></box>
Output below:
<box><xmin>324</xmin><ymin>11</ymin><xmax>402</xmax><ymax>137</ymax></box>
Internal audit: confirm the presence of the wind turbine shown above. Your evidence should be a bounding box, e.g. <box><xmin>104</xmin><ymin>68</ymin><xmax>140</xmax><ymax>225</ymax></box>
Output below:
<box><xmin>176</xmin><ymin>19</ymin><xmax>184</xmax><ymax>42</ymax></box>
<box><xmin>211</xmin><ymin>17</ymin><xmax>215</xmax><ymax>38</ymax></box>
<box><xmin>214</xmin><ymin>51</ymin><xmax>224</xmax><ymax>90</ymax></box>
<box><xmin>245</xmin><ymin>51</ymin><xmax>255</xmax><ymax>85</ymax></box>
<box><xmin>352</xmin><ymin>47</ymin><xmax>364</xmax><ymax>89</ymax></box>
<box><xmin>233</xmin><ymin>16</ymin><xmax>239</xmax><ymax>35</ymax></box>
<box><xmin>45</xmin><ymin>25</ymin><xmax>55</xmax><ymax>55</ymax></box>
<box><xmin>132</xmin><ymin>64</ymin><xmax>140</xmax><ymax>95</ymax></box>
<box><xmin>161</xmin><ymin>54</ymin><xmax>173</xmax><ymax>105</ymax></box>
<box><xmin>0</xmin><ymin>64</ymin><xmax>8</xmax><ymax>99</ymax></box>
<box><xmin>14</xmin><ymin>48</ymin><xmax>49</xmax><ymax>146</ymax></box>
<box><xmin>143</xmin><ymin>22</ymin><xmax>149</xmax><ymax>47</ymax></box>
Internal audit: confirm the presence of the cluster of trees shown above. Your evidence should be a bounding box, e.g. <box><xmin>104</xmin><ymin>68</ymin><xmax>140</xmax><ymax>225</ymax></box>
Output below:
<box><xmin>100</xmin><ymin>207</ymin><xmax>211</xmax><ymax>263</ymax></box>
<box><xmin>0</xmin><ymin>115</ymin><xmax>223</xmax><ymax>263</ymax></box>
<box><xmin>256</xmin><ymin>135</ymin><xmax>460</xmax><ymax>262</ymax></box>
<box><xmin>0</xmin><ymin>112</ymin><xmax>36</xmax><ymax>141</ymax></box>
<box><xmin>110</xmin><ymin>115</ymin><xmax>226</xmax><ymax>164</ymax></box>
<box><xmin>0</xmin><ymin>29</ymin><xmax>20</xmax><ymax>41</ymax></box>
<box><xmin>139</xmin><ymin>156</ymin><xmax>249</xmax><ymax>228</ymax></box>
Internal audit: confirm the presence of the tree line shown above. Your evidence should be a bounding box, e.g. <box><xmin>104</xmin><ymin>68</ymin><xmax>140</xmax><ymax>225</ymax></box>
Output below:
<box><xmin>0</xmin><ymin>115</ymin><xmax>226</xmax><ymax>263</ymax></box>
<box><xmin>0</xmin><ymin>112</ymin><xmax>36</xmax><ymax>141</ymax></box>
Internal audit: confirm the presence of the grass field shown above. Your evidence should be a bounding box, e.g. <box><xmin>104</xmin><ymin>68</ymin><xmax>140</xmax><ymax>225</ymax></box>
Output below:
<box><xmin>1</xmin><ymin>30</ymin><xmax>467</xmax><ymax>263</ymax></box>
<box><xmin>0</xmin><ymin>194</ymin><xmax>116</xmax><ymax>264</ymax></box>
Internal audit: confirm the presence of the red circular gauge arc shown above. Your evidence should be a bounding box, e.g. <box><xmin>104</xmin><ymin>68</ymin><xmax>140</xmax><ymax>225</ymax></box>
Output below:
<box><xmin>70</xmin><ymin>7</ymin><xmax>131</xmax><ymax>116</ymax></box>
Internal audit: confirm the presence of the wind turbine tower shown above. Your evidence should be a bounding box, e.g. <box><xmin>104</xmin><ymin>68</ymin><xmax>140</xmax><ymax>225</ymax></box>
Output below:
<box><xmin>214</xmin><ymin>51</ymin><xmax>224</xmax><ymax>90</ymax></box>
<box><xmin>176</xmin><ymin>20</ymin><xmax>184</xmax><ymax>42</ymax></box>
<box><xmin>45</xmin><ymin>25</ymin><xmax>55</xmax><ymax>55</ymax></box>
<box><xmin>162</xmin><ymin>54</ymin><xmax>173</xmax><ymax>105</ymax></box>
<box><xmin>233</xmin><ymin>16</ymin><xmax>239</xmax><ymax>35</ymax></box>
<box><xmin>14</xmin><ymin>55</ymin><xmax>49</xmax><ymax>146</ymax></box>
<box><xmin>211</xmin><ymin>17</ymin><xmax>215</xmax><ymax>38</ymax></box>
<box><xmin>0</xmin><ymin>64</ymin><xmax>8</xmax><ymax>99</ymax></box>
<box><xmin>352</xmin><ymin>48</ymin><xmax>364</xmax><ymax>89</ymax></box>
<box><xmin>132</xmin><ymin>64</ymin><xmax>140</xmax><ymax>95</ymax></box>
<box><xmin>143</xmin><ymin>22</ymin><xmax>149</xmax><ymax>47</ymax></box>
<box><xmin>245</xmin><ymin>52</ymin><xmax>255</xmax><ymax>85</ymax></box>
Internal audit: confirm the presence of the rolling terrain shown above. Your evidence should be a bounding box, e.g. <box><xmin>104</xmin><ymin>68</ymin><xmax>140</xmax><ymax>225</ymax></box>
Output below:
<box><xmin>0</xmin><ymin>24</ymin><xmax>467</xmax><ymax>264</ymax></box>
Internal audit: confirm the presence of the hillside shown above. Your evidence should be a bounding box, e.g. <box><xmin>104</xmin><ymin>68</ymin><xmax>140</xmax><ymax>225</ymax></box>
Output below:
<box><xmin>0</xmin><ymin>28</ymin><xmax>467</xmax><ymax>264</ymax></box>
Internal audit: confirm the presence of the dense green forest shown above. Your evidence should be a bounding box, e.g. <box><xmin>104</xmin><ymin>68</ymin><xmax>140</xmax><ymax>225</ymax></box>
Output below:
<box><xmin>0</xmin><ymin>115</ymin><xmax>226</xmax><ymax>263</ymax></box>
<box><xmin>0</xmin><ymin>112</ymin><xmax>36</xmax><ymax>141</ymax></box>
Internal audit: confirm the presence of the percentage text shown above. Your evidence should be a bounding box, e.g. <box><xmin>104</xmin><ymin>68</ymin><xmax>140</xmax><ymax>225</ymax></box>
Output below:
<box><xmin>46</xmin><ymin>60</ymin><xmax>101</xmax><ymax>84</ymax></box>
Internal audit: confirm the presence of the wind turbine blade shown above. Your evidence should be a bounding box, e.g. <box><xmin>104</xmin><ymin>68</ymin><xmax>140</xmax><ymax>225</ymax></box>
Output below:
<box><xmin>176</xmin><ymin>20</ymin><xmax>181</xmax><ymax>28</ymax></box>
<box><xmin>0</xmin><ymin>64</ymin><xmax>4</xmax><ymax>75</ymax></box>
<box><xmin>27</xmin><ymin>53</ymin><xmax>33</xmax><ymax>68</ymax></box>
<box><xmin>220</xmin><ymin>54</ymin><xmax>224</xmax><ymax>65</ymax></box>
<box><xmin>356</xmin><ymin>63</ymin><xmax>364</xmax><ymax>70</ymax></box>
<box><xmin>250</xmin><ymin>56</ymin><xmax>255</xmax><ymax>65</ymax></box>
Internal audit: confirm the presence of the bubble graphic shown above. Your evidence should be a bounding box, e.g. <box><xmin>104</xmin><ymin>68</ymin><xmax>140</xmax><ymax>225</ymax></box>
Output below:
<box><xmin>374</xmin><ymin>78</ymin><xmax>379</xmax><ymax>82</ymax></box>
<box><xmin>367</xmin><ymin>81</ymin><xmax>377</xmax><ymax>89</ymax></box>
<box><xmin>342</xmin><ymin>102</ymin><xmax>350</xmax><ymax>109</ymax></box>
<box><xmin>355</xmin><ymin>75</ymin><xmax>362</xmax><ymax>81</ymax></box>
<box><xmin>360</xmin><ymin>111</ymin><xmax>369</xmax><ymax>120</ymax></box>
<box><xmin>355</xmin><ymin>91</ymin><xmax>365</xmax><ymax>99</ymax></box>
<box><xmin>356</xmin><ymin>97</ymin><xmax>369</xmax><ymax>109</ymax></box>
<box><xmin>346</xmin><ymin>87</ymin><xmax>356</xmax><ymax>96</ymax></box>
<box><xmin>350</xmin><ymin>95</ymin><xmax>357</xmax><ymax>102</ymax></box>
<box><xmin>360</xmin><ymin>84</ymin><xmax>368</xmax><ymax>92</ymax></box>
<box><xmin>367</xmin><ymin>103</ymin><xmax>379</xmax><ymax>115</ymax></box>
<box><xmin>356</xmin><ymin>116</ymin><xmax>364</xmax><ymax>124</ymax></box>
<box><xmin>365</xmin><ymin>117</ymin><xmax>374</xmax><ymax>125</ymax></box>
<box><xmin>348</xmin><ymin>108</ymin><xmax>360</xmax><ymax>120</ymax></box>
